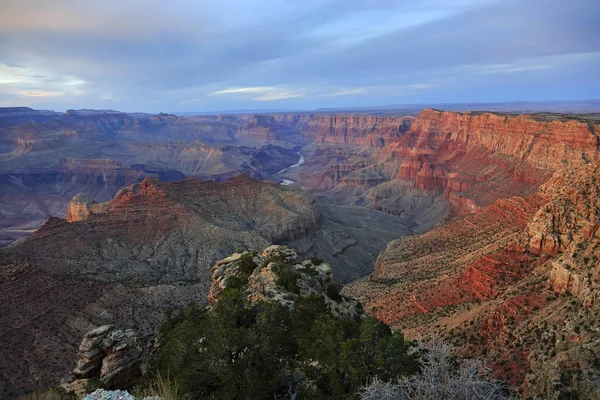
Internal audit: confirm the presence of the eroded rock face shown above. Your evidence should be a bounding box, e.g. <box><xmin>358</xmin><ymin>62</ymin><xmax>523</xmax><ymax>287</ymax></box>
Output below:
<box><xmin>346</xmin><ymin>163</ymin><xmax>600</xmax><ymax>399</ymax></box>
<box><xmin>0</xmin><ymin>175</ymin><xmax>320</xmax><ymax>398</ymax></box>
<box><xmin>300</xmin><ymin>110</ymin><xmax>597</xmax><ymax>224</ymax></box>
<box><xmin>382</xmin><ymin>109</ymin><xmax>598</xmax><ymax>216</ymax></box>
<box><xmin>209</xmin><ymin>245</ymin><xmax>360</xmax><ymax>318</ymax></box>
<box><xmin>527</xmin><ymin>165</ymin><xmax>600</xmax><ymax>257</ymax></box>
<box><xmin>525</xmin><ymin>330</ymin><xmax>600</xmax><ymax>399</ymax></box>
<box><xmin>299</xmin><ymin>115</ymin><xmax>414</xmax><ymax>147</ymax></box>
<box><xmin>67</xmin><ymin>193</ymin><xmax>112</xmax><ymax>222</ymax></box>
<box><xmin>73</xmin><ymin>325</ymin><xmax>144</xmax><ymax>389</ymax></box>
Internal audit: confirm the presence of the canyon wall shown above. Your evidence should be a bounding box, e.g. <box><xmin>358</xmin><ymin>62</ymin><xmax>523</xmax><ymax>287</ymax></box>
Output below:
<box><xmin>378</xmin><ymin>110</ymin><xmax>598</xmax><ymax>215</ymax></box>
<box><xmin>347</xmin><ymin>164</ymin><xmax>600</xmax><ymax>399</ymax></box>
<box><xmin>254</xmin><ymin>114</ymin><xmax>413</xmax><ymax>146</ymax></box>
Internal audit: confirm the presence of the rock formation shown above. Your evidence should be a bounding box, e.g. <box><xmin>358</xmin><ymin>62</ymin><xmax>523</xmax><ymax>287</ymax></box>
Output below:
<box><xmin>297</xmin><ymin>109</ymin><xmax>597</xmax><ymax>226</ymax></box>
<box><xmin>381</xmin><ymin>109</ymin><xmax>598</xmax><ymax>216</ymax></box>
<box><xmin>208</xmin><ymin>245</ymin><xmax>360</xmax><ymax>318</ymax></box>
<box><xmin>297</xmin><ymin>115</ymin><xmax>414</xmax><ymax>146</ymax></box>
<box><xmin>346</xmin><ymin>163</ymin><xmax>600</xmax><ymax>399</ymax></box>
<box><xmin>67</xmin><ymin>193</ymin><xmax>112</xmax><ymax>222</ymax></box>
<box><xmin>0</xmin><ymin>175</ymin><xmax>318</xmax><ymax>398</ymax></box>
<box><xmin>71</xmin><ymin>325</ymin><xmax>144</xmax><ymax>389</ymax></box>
<box><xmin>2</xmin><ymin>107</ymin><xmax>600</xmax><ymax>398</ymax></box>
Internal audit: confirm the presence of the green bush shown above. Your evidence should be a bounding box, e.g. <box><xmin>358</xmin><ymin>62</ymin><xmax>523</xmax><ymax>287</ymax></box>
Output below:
<box><xmin>311</xmin><ymin>255</ymin><xmax>324</xmax><ymax>265</ymax></box>
<box><xmin>326</xmin><ymin>283</ymin><xmax>342</xmax><ymax>301</ymax></box>
<box><xmin>238</xmin><ymin>252</ymin><xmax>258</xmax><ymax>275</ymax></box>
<box><xmin>224</xmin><ymin>276</ymin><xmax>243</xmax><ymax>290</ymax></box>
<box><xmin>300</xmin><ymin>264</ymin><xmax>319</xmax><ymax>276</ymax></box>
<box><xmin>273</xmin><ymin>262</ymin><xmax>300</xmax><ymax>294</ymax></box>
<box><xmin>152</xmin><ymin>291</ymin><xmax>416</xmax><ymax>399</ymax></box>
<box><xmin>261</xmin><ymin>253</ymin><xmax>286</xmax><ymax>268</ymax></box>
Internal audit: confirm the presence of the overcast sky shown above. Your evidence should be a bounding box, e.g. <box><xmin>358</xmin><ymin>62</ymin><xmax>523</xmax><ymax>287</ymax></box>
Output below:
<box><xmin>0</xmin><ymin>0</ymin><xmax>598</xmax><ymax>112</ymax></box>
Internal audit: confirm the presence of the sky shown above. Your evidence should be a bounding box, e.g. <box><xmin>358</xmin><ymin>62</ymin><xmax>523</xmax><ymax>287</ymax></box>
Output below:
<box><xmin>0</xmin><ymin>0</ymin><xmax>599</xmax><ymax>112</ymax></box>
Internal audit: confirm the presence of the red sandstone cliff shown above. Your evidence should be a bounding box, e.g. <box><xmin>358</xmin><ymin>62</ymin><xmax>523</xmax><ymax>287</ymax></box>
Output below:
<box><xmin>261</xmin><ymin>114</ymin><xmax>414</xmax><ymax>147</ymax></box>
<box><xmin>378</xmin><ymin>110</ymin><xmax>598</xmax><ymax>215</ymax></box>
<box><xmin>347</xmin><ymin>162</ymin><xmax>600</xmax><ymax>398</ymax></box>
<box><xmin>300</xmin><ymin>115</ymin><xmax>413</xmax><ymax>147</ymax></box>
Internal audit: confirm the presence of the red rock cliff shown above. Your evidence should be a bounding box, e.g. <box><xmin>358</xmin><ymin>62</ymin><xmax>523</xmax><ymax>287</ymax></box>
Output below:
<box><xmin>302</xmin><ymin>115</ymin><xmax>414</xmax><ymax>147</ymax></box>
<box><xmin>382</xmin><ymin>109</ymin><xmax>598</xmax><ymax>215</ymax></box>
<box><xmin>266</xmin><ymin>114</ymin><xmax>414</xmax><ymax>147</ymax></box>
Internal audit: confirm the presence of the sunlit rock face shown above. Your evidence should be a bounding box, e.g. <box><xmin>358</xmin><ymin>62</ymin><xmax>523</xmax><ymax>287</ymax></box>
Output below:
<box><xmin>347</xmin><ymin>163</ymin><xmax>600</xmax><ymax>399</ymax></box>
<box><xmin>380</xmin><ymin>109</ymin><xmax>598</xmax><ymax>216</ymax></box>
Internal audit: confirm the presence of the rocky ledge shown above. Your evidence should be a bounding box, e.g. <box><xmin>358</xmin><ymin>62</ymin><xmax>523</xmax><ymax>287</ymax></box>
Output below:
<box><xmin>58</xmin><ymin>245</ymin><xmax>360</xmax><ymax>398</ymax></box>
<box><xmin>61</xmin><ymin>325</ymin><xmax>147</xmax><ymax>395</ymax></box>
<box><xmin>208</xmin><ymin>245</ymin><xmax>361</xmax><ymax>318</ymax></box>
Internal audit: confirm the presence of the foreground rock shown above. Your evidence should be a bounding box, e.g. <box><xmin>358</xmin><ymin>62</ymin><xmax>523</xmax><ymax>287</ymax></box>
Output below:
<box><xmin>209</xmin><ymin>245</ymin><xmax>360</xmax><ymax>318</ymax></box>
<box><xmin>72</xmin><ymin>325</ymin><xmax>144</xmax><ymax>389</ymax></box>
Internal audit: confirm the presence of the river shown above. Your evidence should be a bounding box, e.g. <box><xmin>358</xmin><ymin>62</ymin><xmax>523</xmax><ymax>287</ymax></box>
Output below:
<box><xmin>277</xmin><ymin>152</ymin><xmax>304</xmax><ymax>185</ymax></box>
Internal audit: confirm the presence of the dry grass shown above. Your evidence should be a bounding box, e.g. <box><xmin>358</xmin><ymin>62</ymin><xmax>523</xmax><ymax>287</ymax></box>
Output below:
<box><xmin>135</xmin><ymin>372</ymin><xmax>182</xmax><ymax>400</ymax></box>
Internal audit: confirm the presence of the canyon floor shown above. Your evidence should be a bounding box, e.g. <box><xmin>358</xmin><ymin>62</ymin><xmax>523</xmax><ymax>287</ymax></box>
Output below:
<box><xmin>1</xmin><ymin>107</ymin><xmax>600</xmax><ymax>399</ymax></box>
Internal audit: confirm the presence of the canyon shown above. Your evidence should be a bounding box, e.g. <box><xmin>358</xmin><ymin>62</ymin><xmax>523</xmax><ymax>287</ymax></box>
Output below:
<box><xmin>1</xmin><ymin>106</ymin><xmax>600</xmax><ymax>398</ymax></box>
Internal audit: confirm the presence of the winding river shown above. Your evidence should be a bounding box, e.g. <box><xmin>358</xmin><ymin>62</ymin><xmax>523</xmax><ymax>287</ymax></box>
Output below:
<box><xmin>277</xmin><ymin>152</ymin><xmax>304</xmax><ymax>185</ymax></box>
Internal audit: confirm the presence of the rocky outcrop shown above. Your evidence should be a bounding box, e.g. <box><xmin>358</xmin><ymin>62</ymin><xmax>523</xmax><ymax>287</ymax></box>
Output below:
<box><xmin>72</xmin><ymin>325</ymin><xmax>144</xmax><ymax>389</ymax></box>
<box><xmin>0</xmin><ymin>175</ymin><xmax>321</xmax><ymax>398</ymax></box>
<box><xmin>300</xmin><ymin>109</ymin><xmax>597</xmax><ymax>223</ymax></box>
<box><xmin>298</xmin><ymin>115</ymin><xmax>414</xmax><ymax>147</ymax></box>
<box><xmin>67</xmin><ymin>193</ymin><xmax>112</xmax><ymax>222</ymax></box>
<box><xmin>239</xmin><ymin>114</ymin><xmax>414</xmax><ymax>147</ymax></box>
<box><xmin>525</xmin><ymin>334</ymin><xmax>600</xmax><ymax>399</ymax></box>
<box><xmin>548</xmin><ymin>262</ymin><xmax>599</xmax><ymax>308</ymax></box>
<box><xmin>381</xmin><ymin>109</ymin><xmax>598</xmax><ymax>215</ymax></box>
<box><xmin>347</xmin><ymin>162</ymin><xmax>600</xmax><ymax>398</ymax></box>
<box><xmin>405</xmin><ymin>109</ymin><xmax>598</xmax><ymax>170</ymax></box>
<box><xmin>521</xmin><ymin>164</ymin><xmax>600</xmax><ymax>308</ymax></box>
<box><xmin>526</xmin><ymin>165</ymin><xmax>600</xmax><ymax>256</ymax></box>
<box><xmin>209</xmin><ymin>245</ymin><xmax>360</xmax><ymax>318</ymax></box>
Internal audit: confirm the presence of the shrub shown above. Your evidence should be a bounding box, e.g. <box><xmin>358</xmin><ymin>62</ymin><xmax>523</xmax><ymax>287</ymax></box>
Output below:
<box><xmin>148</xmin><ymin>372</ymin><xmax>182</xmax><ymax>400</ymax></box>
<box><xmin>237</xmin><ymin>252</ymin><xmax>258</xmax><ymax>275</ymax></box>
<box><xmin>152</xmin><ymin>291</ymin><xmax>416</xmax><ymax>399</ymax></box>
<box><xmin>300</xmin><ymin>264</ymin><xmax>319</xmax><ymax>276</ymax></box>
<box><xmin>358</xmin><ymin>340</ymin><xmax>512</xmax><ymax>400</ymax></box>
<box><xmin>261</xmin><ymin>253</ymin><xmax>286</xmax><ymax>268</ymax></box>
<box><xmin>273</xmin><ymin>262</ymin><xmax>300</xmax><ymax>294</ymax></box>
<box><xmin>326</xmin><ymin>283</ymin><xmax>342</xmax><ymax>301</ymax></box>
<box><xmin>224</xmin><ymin>276</ymin><xmax>243</xmax><ymax>290</ymax></box>
<box><xmin>19</xmin><ymin>387</ymin><xmax>77</xmax><ymax>400</ymax></box>
<box><xmin>311</xmin><ymin>255</ymin><xmax>324</xmax><ymax>265</ymax></box>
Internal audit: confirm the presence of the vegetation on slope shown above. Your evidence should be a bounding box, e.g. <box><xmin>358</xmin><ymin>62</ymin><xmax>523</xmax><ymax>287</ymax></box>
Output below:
<box><xmin>151</xmin><ymin>290</ymin><xmax>416</xmax><ymax>399</ymax></box>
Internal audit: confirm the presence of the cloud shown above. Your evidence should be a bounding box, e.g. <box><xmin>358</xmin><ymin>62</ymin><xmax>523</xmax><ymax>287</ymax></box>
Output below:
<box><xmin>0</xmin><ymin>62</ymin><xmax>86</xmax><ymax>100</ymax></box>
<box><xmin>210</xmin><ymin>87</ymin><xmax>284</xmax><ymax>96</ymax></box>
<box><xmin>209</xmin><ymin>86</ymin><xmax>373</xmax><ymax>101</ymax></box>
<box><xmin>0</xmin><ymin>0</ymin><xmax>204</xmax><ymax>40</ymax></box>
<box><xmin>210</xmin><ymin>86</ymin><xmax>306</xmax><ymax>101</ymax></box>
<box><xmin>14</xmin><ymin>90</ymin><xmax>64</xmax><ymax>98</ymax></box>
<box><xmin>0</xmin><ymin>0</ymin><xmax>598</xmax><ymax>111</ymax></box>
<box><xmin>407</xmin><ymin>84</ymin><xmax>435</xmax><ymax>90</ymax></box>
<box><xmin>324</xmin><ymin>89</ymin><xmax>368</xmax><ymax>97</ymax></box>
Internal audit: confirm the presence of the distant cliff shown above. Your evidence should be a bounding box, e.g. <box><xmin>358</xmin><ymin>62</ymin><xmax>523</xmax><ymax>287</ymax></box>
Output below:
<box><xmin>377</xmin><ymin>109</ymin><xmax>599</xmax><ymax>215</ymax></box>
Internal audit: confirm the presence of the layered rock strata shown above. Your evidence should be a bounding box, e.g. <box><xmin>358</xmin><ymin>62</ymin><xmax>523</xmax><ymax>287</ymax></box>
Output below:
<box><xmin>347</xmin><ymin>164</ymin><xmax>600</xmax><ymax>399</ymax></box>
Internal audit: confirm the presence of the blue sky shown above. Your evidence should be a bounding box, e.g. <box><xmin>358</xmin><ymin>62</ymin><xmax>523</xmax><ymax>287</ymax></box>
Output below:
<box><xmin>0</xmin><ymin>0</ymin><xmax>598</xmax><ymax>112</ymax></box>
